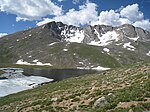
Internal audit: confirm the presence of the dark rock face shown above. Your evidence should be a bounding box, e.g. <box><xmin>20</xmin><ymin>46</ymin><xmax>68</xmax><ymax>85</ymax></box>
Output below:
<box><xmin>44</xmin><ymin>21</ymin><xmax>65</xmax><ymax>35</ymax></box>
<box><xmin>119</xmin><ymin>24</ymin><xmax>137</xmax><ymax>37</ymax></box>
<box><xmin>0</xmin><ymin>21</ymin><xmax>150</xmax><ymax>68</ymax></box>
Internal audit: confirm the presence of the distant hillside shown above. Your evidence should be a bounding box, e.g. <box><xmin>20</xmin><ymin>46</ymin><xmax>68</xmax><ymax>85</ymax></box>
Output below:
<box><xmin>0</xmin><ymin>21</ymin><xmax>150</xmax><ymax>68</ymax></box>
<box><xmin>0</xmin><ymin>62</ymin><xmax>149</xmax><ymax>112</ymax></box>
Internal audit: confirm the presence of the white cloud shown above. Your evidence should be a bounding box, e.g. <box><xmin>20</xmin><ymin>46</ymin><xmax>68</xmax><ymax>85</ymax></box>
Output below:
<box><xmin>91</xmin><ymin>4</ymin><xmax>150</xmax><ymax>31</ymax></box>
<box><xmin>120</xmin><ymin>4</ymin><xmax>143</xmax><ymax>22</ymax></box>
<box><xmin>133</xmin><ymin>19</ymin><xmax>150</xmax><ymax>31</ymax></box>
<box><xmin>37</xmin><ymin>2</ymin><xmax>98</xmax><ymax>26</ymax></box>
<box><xmin>91</xmin><ymin>10</ymin><xmax>121</xmax><ymax>26</ymax></box>
<box><xmin>34</xmin><ymin>2</ymin><xmax>150</xmax><ymax>31</ymax></box>
<box><xmin>0</xmin><ymin>33</ymin><xmax>7</xmax><ymax>38</ymax></box>
<box><xmin>0</xmin><ymin>0</ymin><xmax>62</xmax><ymax>21</ymax></box>
<box><xmin>58</xmin><ymin>0</ymin><xmax>66</xmax><ymax>2</ymax></box>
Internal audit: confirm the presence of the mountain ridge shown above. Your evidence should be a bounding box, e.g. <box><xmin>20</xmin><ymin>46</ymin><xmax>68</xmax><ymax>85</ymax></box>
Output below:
<box><xmin>0</xmin><ymin>21</ymin><xmax>150</xmax><ymax>68</ymax></box>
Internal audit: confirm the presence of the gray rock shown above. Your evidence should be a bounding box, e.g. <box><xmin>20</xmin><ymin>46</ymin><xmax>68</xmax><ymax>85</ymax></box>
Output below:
<box><xmin>135</xmin><ymin>27</ymin><xmax>150</xmax><ymax>42</ymax></box>
<box><xmin>51</xmin><ymin>97</ymin><xmax>58</xmax><ymax>101</ymax></box>
<box><xmin>120</xmin><ymin>24</ymin><xmax>137</xmax><ymax>37</ymax></box>
<box><xmin>94</xmin><ymin>96</ymin><xmax>108</xmax><ymax>107</ymax></box>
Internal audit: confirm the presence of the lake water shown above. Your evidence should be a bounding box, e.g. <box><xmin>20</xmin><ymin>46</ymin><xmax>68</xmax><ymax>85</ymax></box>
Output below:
<box><xmin>23</xmin><ymin>68</ymin><xmax>98</xmax><ymax>81</ymax></box>
<box><xmin>0</xmin><ymin>68</ymin><xmax>98</xmax><ymax>97</ymax></box>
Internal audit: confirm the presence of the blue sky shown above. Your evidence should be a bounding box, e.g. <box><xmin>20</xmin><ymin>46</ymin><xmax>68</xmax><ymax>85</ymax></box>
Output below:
<box><xmin>0</xmin><ymin>0</ymin><xmax>150</xmax><ymax>36</ymax></box>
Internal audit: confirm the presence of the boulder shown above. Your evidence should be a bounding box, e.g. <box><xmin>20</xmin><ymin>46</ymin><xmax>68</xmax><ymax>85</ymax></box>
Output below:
<box><xmin>94</xmin><ymin>96</ymin><xmax>108</xmax><ymax>107</ymax></box>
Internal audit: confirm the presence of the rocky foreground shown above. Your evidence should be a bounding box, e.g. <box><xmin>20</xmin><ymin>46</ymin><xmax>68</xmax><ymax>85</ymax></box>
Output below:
<box><xmin>0</xmin><ymin>62</ymin><xmax>149</xmax><ymax>112</ymax></box>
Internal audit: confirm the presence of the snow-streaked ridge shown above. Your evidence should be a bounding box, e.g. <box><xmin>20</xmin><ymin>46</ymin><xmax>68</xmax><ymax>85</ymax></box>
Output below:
<box><xmin>89</xmin><ymin>31</ymin><xmax>119</xmax><ymax>46</ymax></box>
<box><xmin>61</xmin><ymin>29</ymin><xmax>85</xmax><ymax>43</ymax></box>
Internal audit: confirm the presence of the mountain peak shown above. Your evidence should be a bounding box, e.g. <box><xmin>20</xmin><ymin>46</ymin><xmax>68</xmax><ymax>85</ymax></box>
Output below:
<box><xmin>0</xmin><ymin>21</ymin><xmax>149</xmax><ymax>68</ymax></box>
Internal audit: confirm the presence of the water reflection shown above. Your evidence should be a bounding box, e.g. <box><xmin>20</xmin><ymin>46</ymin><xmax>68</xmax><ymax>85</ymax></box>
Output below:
<box><xmin>24</xmin><ymin>68</ymin><xmax>98</xmax><ymax>81</ymax></box>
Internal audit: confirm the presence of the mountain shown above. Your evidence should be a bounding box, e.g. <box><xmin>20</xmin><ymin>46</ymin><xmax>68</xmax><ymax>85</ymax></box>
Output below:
<box><xmin>0</xmin><ymin>22</ymin><xmax>150</xmax><ymax>112</ymax></box>
<box><xmin>0</xmin><ymin>21</ymin><xmax>150</xmax><ymax>68</ymax></box>
<box><xmin>0</xmin><ymin>62</ymin><xmax>149</xmax><ymax>112</ymax></box>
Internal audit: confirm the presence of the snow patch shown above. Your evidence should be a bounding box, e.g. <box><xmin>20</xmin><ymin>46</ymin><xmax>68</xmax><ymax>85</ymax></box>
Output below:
<box><xmin>98</xmin><ymin>31</ymin><xmax>119</xmax><ymax>46</ymax></box>
<box><xmin>73</xmin><ymin>53</ymin><xmax>76</xmax><ymax>55</ymax></box>
<box><xmin>63</xmin><ymin>49</ymin><xmax>68</xmax><ymax>52</ymax></box>
<box><xmin>0</xmin><ymin>70</ymin><xmax>53</xmax><ymax>97</ymax></box>
<box><xmin>103</xmin><ymin>48</ymin><xmax>110</xmax><ymax>53</ymax></box>
<box><xmin>89</xmin><ymin>41</ymin><xmax>101</xmax><ymax>46</ymax></box>
<box><xmin>28</xmin><ymin>55</ymin><xmax>32</xmax><ymax>58</ymax></box>
<box><xmin>127</xmin><ymin>36</ymin><xmax>139</xmax><ymax>41</ymax></box>
<box><xmin>48</xmin><ymin>42</ymin><xmax>58</xmax><ymax>46</ymax></box>
<box><xmin>79</xmin><ymin>62</ymin><xmax>84</xmax><ymax>64</ymax></box>
<box><xmin>92</xmin><ymin>66</ymin><xmax>110</xmax><ymax>71</ymax></box>
<box><xmin>77</xmin><ymin>66</ymin><xmax>110</xmax><ymax>71</ymax></box>
<box><xmin>16</xmin><ymin>59</ymin><xmax>52</xmax><ymax>66</ymax></box>
<box><xmin>116</xmin><ymin>43</ymin><xmax>122</xmax><ymax>46</ymax></box>
<box><xmin>16</xmin><ymin>59</ymin><xmax>31</xmax><ymax>65</ymax></box>
<box><xmin>62</xmin><ymin>29</ymin><xmax>85</xmax><ymax>43</ymax></box>
<box><xmin>94</xmin><ymin>29</ymin><xmax>101</xmax><ymax>38</ymax></box>
<box><xmin>33</xmin><ymin>59</ymin><xmax>38</xmax><ymax>63</ymax></box>
<box><xmin>123</xmin><ymin>42</ymin><xmax>135</xmax><ymax>51</ymax></box>
<box><xmin>77</xmin><ymin>67</ymin><xmax>90</xmax><ymax>69</ymax></box>
<box><xmin>89</xmin><ymin>31</ymin><xmax>119</xmax><ymax>46</ymax></box>
<box><xmin>146</xmin><ymin>51</ymin><xmax>150</xmax><ymax>56</ymax></box>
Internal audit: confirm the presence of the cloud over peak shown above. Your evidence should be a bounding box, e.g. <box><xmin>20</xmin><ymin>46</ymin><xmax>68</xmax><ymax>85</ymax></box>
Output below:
<box><xmin>91</xmin><ymin>3</ymin><xmax>150</xmax><ymax>31</ymax></box>
<box><xmin>37</xmin><ymin>2</ymin><xmax>150</xmax><ymax>31</ymax></box>
<box><xmin>37</xmin><ymin>2</ymin><xmax>98</xmax><ymax>26</ymax></box>
<box><xmin>120</xmin><ymin>4</ymin><xmax>144</xmax><ymax>22</ymax></box>
<box><xmin>0</xmin><ymin>0</ymin><xmax>150</xmax><ymax>31</ymax></box>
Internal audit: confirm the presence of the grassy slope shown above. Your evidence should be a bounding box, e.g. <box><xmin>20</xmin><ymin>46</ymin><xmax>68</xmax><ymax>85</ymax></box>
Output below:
<box><xmin>0</xmin><ymin>62</ymin><xmax>149</xmax><ymax>112</ymax></box>
<box><xmin>68</xmin><ymin>43</ymin><xmax>121</xmax><ymax>68</ymax></box>
<box><xmin>0</xmin><ymin>42</ymin><xmax>121</xmax><ymax>69</ymax></box>
<box><xmin>0</xmin><ymin>46</ymin><xmax>15</xmax><ymax>63</ymax></box>
<box><xmin>0</xmin><ymin>70</ymin><xmax>4</xmax><ymax>75</ymax></box>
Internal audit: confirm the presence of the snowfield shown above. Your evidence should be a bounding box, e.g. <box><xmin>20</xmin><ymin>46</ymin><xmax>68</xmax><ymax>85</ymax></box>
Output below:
<box><xmin>89</xmin><ymin>31</ymin><xmax>119</xmax><ymax>46</ymax></box>
<box><xmin>0</xmin><ymin>69</ymin><xmax>53</xmax><ymax>97</ymax></box>
<box><xmin>123</xmin><ymin>42</ymin><xmax>136</xmax><ymax>51</ymax></box>
<box><xmin>61</xmin><ymin>29</ymin><xmax>85</xmax><ymax>43</ymax></box>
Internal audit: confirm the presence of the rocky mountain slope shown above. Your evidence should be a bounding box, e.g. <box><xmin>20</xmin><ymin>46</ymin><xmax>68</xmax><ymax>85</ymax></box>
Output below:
<box><xmin>0</xmin><ymin>62</ymin><xmax>149</xmax><ymax>112</ymax></box>
<box><xmin>0</xmin><ymin>21</ymin><xmax>150</xmax><ymax>68</ymax></box>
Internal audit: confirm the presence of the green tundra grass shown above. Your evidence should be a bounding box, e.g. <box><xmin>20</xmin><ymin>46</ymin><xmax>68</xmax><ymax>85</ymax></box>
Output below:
<box><xmin>0</xmin><ymin>62</ymin><xmax>149</xmax><ymax>112</ymax></box>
